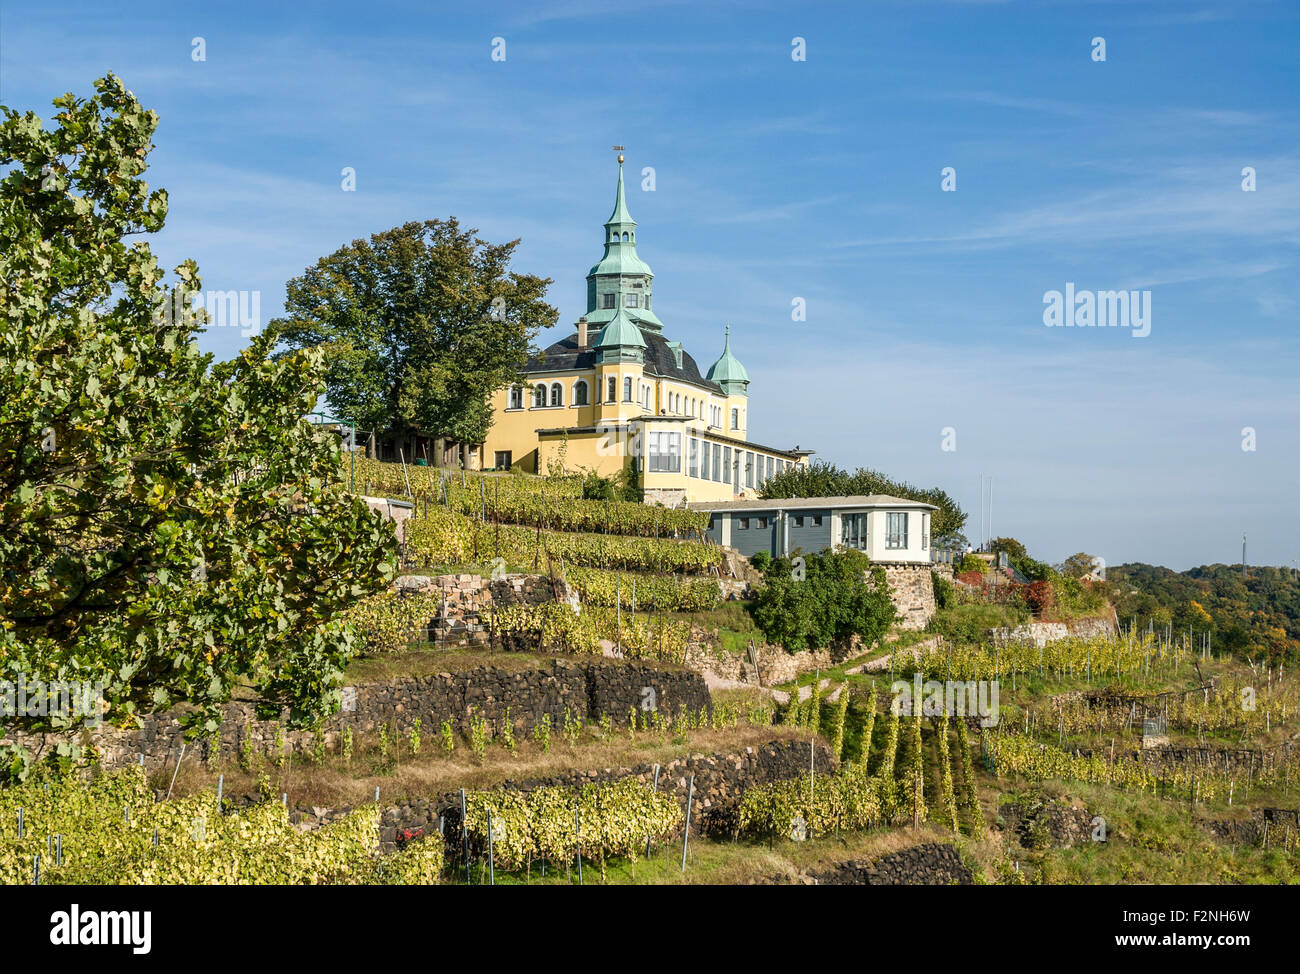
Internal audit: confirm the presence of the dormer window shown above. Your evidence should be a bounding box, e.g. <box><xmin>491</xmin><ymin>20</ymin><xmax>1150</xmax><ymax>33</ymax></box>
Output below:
<box><xmin>602</xmin><ymin>293</ymin><xmax>616</xmax><ymax>309</ymax></box>
<box><xmin>624</xmin><ymin>293</ymin><xmax>639</xmax><ymax>308</ymax></box>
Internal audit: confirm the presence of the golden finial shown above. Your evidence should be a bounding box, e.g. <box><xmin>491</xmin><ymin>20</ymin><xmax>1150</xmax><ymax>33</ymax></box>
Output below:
<box><xmin>613</xmin><ymin>144</ymin><xmax>624</xmax><ymax>164</ymax></box>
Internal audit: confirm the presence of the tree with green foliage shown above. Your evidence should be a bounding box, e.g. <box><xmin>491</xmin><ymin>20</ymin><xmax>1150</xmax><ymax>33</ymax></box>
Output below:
<box><xmin>989</xmin><ymin>537</ymin><xmax>1027</xmax><ymax>561</ymax></box>
<box><xmin>751</xmin><ymin>549</ymin><xmax>897</xmax><ymax>653</ymax></box>
<box><xmin>761</xmin><ymin>460</ymin><xmax>966</xmax><ymax>544</ymax></box>
<box><xmin>1059</xmin><ymin>551</ymin><xmax>1101</xmax><ymax>579</ymax></box>
<box><xmin>268</xmin><ymin>219</ymin><xmax>558</xmax><ymax>465</ymax></box>
<box><xmin>0</xmin><ymin>75</ymin><xmax>397</xmax><ymax>751</ymax></box>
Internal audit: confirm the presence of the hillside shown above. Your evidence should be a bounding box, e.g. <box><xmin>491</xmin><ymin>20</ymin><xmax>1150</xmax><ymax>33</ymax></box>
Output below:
<box><xmin>10</xmin><ymin>461</ymin><xmax>1295</xmax><ymax>889</ymax></box>
<box><xmin>1107</xmin><ymin>563</ymin><xmax>1300</xmax><ymax>663</ymax></box>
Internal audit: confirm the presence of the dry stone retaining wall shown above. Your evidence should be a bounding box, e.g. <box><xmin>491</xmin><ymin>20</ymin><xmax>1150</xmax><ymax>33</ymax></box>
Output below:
<box><xmin>13</xmin><ymin>658</ymin><xmax>710</xmax><ymax>772</ymax></box>
<box><xmin>286</xmin><ymin>738</ymin><xmax>832</xmax><ymax>852</ymax></box>
<box><xmin>808</xmin><ymin>843</ymin><xmax>973</xmax><ymax>885</ymax></box>
<box><xmin>988</xmin><ymin>609</ymin><xmax>1119</xmax><ymax>647</ymax></box>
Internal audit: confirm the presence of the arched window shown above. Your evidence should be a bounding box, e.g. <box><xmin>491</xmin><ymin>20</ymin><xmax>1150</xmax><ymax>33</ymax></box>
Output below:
<box><xmin>509</xmin><ymin>386</ymin><xmax>522</xmax><ymax>410</ymax></box>
<box><xmin>623</xmin><ymin>376</ymin><xmax>633</xmax><ymax>401</ymax></box>
<box><xmin>573</xmin><ymin>380</ymin><xmax>588</xmax><ymax>406</ymax></box>
<box><xmin>550</xmin><ymin>383</ymin><xmax>563</xmax><ymax>407</ymax></box>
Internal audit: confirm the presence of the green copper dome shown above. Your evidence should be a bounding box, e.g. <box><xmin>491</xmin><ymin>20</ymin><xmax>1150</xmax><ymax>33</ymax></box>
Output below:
<box><xmin>706</xmin><ymin>324</ymin><xmax>749</xmax><ymax>394</ymax></box>
<box><xmin>593</xmin><ymin>305</ymin><xmax>647</xmax><ymax>363</ymax></box>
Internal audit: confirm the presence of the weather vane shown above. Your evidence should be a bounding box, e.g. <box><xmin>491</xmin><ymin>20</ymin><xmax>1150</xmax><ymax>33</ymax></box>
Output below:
<box><xmin>612</xmin><ymin>144</ymin><xmax>624</xmax><ymax>163</ymax></box>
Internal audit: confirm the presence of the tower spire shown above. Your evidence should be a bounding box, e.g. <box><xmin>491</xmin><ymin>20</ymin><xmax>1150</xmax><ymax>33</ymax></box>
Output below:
<box><xmin>606</xmin><ymin>156</ymin><xmax>635</xmax><ymax>229</ymax></box>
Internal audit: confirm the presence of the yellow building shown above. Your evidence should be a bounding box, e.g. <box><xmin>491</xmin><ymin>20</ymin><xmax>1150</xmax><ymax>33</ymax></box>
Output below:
<box><xmin>482</xmin><ymin>157</ymin><xmax>813</xmax><ymax>504</ymax></box>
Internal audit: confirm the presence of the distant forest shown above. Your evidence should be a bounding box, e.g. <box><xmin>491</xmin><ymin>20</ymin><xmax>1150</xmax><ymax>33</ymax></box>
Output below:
<box><xmin>1107</xmin><ymin>563</ymin><xmax>1300</xmax><ymax>664</ymax></box>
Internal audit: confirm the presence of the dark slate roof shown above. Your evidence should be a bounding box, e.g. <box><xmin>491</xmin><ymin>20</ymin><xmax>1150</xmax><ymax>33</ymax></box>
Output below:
<box><xmin>526</xmin><ymin>331</ymin><xmax>724</xmax><ymax>395</ymax></box>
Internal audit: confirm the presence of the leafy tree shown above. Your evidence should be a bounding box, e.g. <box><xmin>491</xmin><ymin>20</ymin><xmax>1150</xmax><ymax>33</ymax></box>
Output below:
<box><xmin>761</xmin><ymin>460</ymin><xmax>966</xmax><ymax>542</ymax></box>
<box><xmin>1059</xmin><ymin>552</ymin><xmax>1101</xmax><ymax>579</ymax></box>
<box><xmin>0</xmin><ymin>75</ymin><xmax>397</xmax><ymax>743</ymax></box>
<box><xmin>989</xmin><ymin>537</ymin><xmax>1027</xmax><ymax>561</ymax></box>
<box><xmin>268</xmin><ymin>219</ymin><xmax>558</xmax><ymax>463</ymax></box>
<box><xmin>751</xmin><ymin>549</ymin><xmax>896</xmax><ymax>653</ymax></box>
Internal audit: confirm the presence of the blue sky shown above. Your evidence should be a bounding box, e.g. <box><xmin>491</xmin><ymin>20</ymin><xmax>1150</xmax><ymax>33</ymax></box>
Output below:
<box><xmin>3</xmin><ymin>0</ymin><xmax>1297</xmax><ymax>570</ymax></box>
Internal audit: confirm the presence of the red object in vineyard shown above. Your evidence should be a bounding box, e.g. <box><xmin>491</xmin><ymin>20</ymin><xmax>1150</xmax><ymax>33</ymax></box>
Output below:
<box><xmin>397</xmin><ymin>826</ymin><xmax>425</xmax><ymax>845</ymax></box>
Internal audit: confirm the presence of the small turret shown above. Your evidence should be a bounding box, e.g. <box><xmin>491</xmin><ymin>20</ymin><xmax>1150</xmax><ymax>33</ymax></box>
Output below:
<box><xmin>706</xmin><ymin>324</ymin><xmax>749</xmax><ymax>395</ymax></box>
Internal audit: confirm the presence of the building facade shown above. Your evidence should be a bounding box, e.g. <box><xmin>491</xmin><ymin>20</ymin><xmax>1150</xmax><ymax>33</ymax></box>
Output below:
<box><xmin>695</xmin><ymin>495</ymin><xmax>939</xmax><ymax>564</ymax></box>
<box><xmin>481</xmin><ymin>157</ymin><xmax>812</xmax><ymax>504</ymax></box>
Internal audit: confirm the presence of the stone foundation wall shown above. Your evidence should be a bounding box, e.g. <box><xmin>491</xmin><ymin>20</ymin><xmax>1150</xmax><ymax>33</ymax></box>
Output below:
<box><xmin>643</xmin><ymin>488</ymin><xmax>688</xmax><ymax>507</ymax></box>
<box><xmin>880</xmin><ymin>564</ymin><xmax>938</xmax><ymax>630</ymax></box>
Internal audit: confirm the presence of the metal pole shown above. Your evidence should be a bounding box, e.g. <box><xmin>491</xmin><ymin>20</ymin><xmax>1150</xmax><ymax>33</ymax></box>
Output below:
<box><xmin>487</xmin><ymin>812</ymin><xmax>495</xmax><ymax>886</ymax></box>
<box><xmin>575</xmin><ymin>807</ymin><xmax>583</xmax><ymax>885</ymax></box>
<box><xmin>646</xmin><ymin>764</ymin><xmax>660</xmax><ymax>858</ymax></box>
<box><xmin>461</xmin><ymin>789</ymin><xmax>470</xmax><ymax>884</ymax></box>
<box><xmin>680</xmin><ymin>774</ymin><xmax>695</xmax><ymax>871</ymax></box>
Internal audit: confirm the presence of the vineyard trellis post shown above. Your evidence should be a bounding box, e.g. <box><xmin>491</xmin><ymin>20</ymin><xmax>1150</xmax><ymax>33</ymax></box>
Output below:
<box><xmin>681</xmin><ymin>774</ymin><xmax>695</xmax><ymax>871</ymax></box>
<box><xmin>460</xmin><ymin>789</ymin><xmax>470</xmax><ymax>885</ymax></box>
<box><xmin>646</xmin><ymin>764</ymin><xmax>661</xmax><ymax>859</ymax></box>
<box><xmin>575</xmin><ymin>806</ymin><xmax>583</xmax><ymax>885</ymax></box>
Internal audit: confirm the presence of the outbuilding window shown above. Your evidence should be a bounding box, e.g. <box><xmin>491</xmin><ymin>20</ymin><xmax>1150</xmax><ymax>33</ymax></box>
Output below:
<box><xmin>886</xmin><ymin>512</ymin><xmax>909</xmax><ymax>549</ymax></box>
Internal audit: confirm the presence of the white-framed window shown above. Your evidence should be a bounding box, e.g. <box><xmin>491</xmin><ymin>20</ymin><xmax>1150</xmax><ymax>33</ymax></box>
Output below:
<box><xmin>509</xmin><ymin>386</ymin><xmax>523</xmax><ymax>409</ymax></box>
<box><xmin>712</xmin><ymin>443</ymin><xmax>722</xmax><ymax>482</ymax></box>
<box><xmin>624</xmin><ymin>292</ymin><xmax>639</xmax><ymax>308</ymax></box>
<box><xmin>731</xmin><ymin>408</ymin><xmax>739</xmax><ymax>430</ymax></box>
<box><xmin>533</xmin><ymin>384</ymin><xmax>547</xmax><ymax>408</ymax></box>
<box><xmin>886</xmin><ymin>512</ymin><xmax>909</xmax><ymax>549</ymax></box>
<box><xmin>722</xmin><ymin>446</ymin><xmax>732</xmax><ymax>484</ymax></box>
<box><xmin>922</xmin><ymin>513</ymin><xmax>930</xmax><ymax>550</ymax></box>
<box><xmin>701</xmin><ymin>439</ymin><xmax>711</xmax><ymax>479</ymax></box>
<box><xmin>550</xmin><ymin>383</ymin><xmax>563</xmax><ymax>407</ymax></box>
<box><xmin>607</xmin><ymin>376</ymin><xmax>617</xmax><ymax>402</ymax></box>
<box><xmin>647</xmin><ymin>431</ymin><xmax>681</xmax><ymax>473</ymax></box>
<box><xmin>744</xmin><ymin>452</ymin><xmax>753</xmax><ymax>488</ymax></box>
<box><xmin>623</xmin><ymin>376</ymin><xmax>633</xmax><ymax>401</ymax></box>
<box><xmin>842</xmin><ymin>513</ymin><xmax>867</xmax><ymax>550</ymax></box>
<box><xmin>573</xmin><ymin>380</ymin><xmax>588</xmax><ymax>406</ymax></box>
<box><xmin>688</xmin><ymin>438</ymin><xmax>699</xmax><ymax>478</ymax></box>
